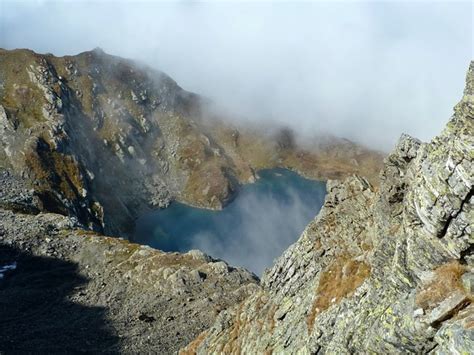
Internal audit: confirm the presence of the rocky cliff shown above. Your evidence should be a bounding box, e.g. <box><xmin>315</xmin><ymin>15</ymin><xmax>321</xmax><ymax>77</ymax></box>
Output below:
<box><xmin>0</xmin><ymin>48</ymin><xmax>382</xmax><ymax>236</ymax></box>
<box><xmin>2</xmin><ymin>48</ymin><xmax>471</xmax><ymax>354</ymax></box>
<box><xmin>181</xmin><ymin>64</ymin><xmax>474</xmax><ymax>354</ymax></box>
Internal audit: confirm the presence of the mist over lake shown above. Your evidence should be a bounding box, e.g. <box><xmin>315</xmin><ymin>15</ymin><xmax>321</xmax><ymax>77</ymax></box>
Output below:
<box><xmin>134</xmin><ymin>168</ymin><xmax>326</xmax><ymax>275</ymax></box>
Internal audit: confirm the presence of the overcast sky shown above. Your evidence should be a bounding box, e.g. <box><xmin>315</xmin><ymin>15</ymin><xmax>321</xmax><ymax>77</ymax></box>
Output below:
<box><xmin>1</xmin><ymin>0</ymin><xmax>472</xmax><ymax>150</ymax></box>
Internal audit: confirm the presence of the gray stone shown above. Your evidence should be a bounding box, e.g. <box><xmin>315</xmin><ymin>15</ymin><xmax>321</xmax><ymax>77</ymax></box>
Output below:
<box><xmin>461</xmin><ymin>272</ymin><xmax>474</xmax><ymax>293</ymax></box>
<box><xmin>427</xmin><ymin>291</ymin><xmax>470</xmax><ymax>326</ymax></box>
<box><xmin>183</xmin><ymin>62</ymin><xmax>474</xmax><ymax>354</ymax></box>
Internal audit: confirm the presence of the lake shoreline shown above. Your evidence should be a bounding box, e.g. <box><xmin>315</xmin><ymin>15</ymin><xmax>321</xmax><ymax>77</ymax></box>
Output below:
<box><xmin>133</xmin><ymin>168</ymin><xmax>327</xmax><ymax>275</ymax></box>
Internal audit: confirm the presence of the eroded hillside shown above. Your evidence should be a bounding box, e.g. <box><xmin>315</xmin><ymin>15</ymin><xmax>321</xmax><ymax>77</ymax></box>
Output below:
<box><xmin>0</xmin><ymin>48</ymin><xmax>383</xmax><ymax>236</ymax></box>
<box><xmin>0</xmin><ymin>51</ymin><xmax>472</xmax><ymax>354</ymax></box>
<box><xmin>0</xmin><ymin>170</ymin><xmax>259</xmax><ymax>353</ymax></box>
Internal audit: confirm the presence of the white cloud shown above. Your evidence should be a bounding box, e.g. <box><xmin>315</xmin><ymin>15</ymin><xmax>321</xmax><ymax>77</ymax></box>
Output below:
<box><xmin>0</xmin><ymin>0</ymin><xmax>472</xmax><ymax>150</ymax></box>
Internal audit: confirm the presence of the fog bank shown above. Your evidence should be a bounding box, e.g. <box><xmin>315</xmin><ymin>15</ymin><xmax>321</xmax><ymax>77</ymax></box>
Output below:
<box><xmin>189</xmin><ymin>182</ymin><xmax>324</xmax><ymax>275</ymax></box>
<box><xmin>134</xmin><ymin>169</ymin><xmax>326</xmax><ymax>275</ymax></box>
<box><xmin>1</xmin><ymin>0</ymin><xmax>472</xmax><ymax>149</ymax></box>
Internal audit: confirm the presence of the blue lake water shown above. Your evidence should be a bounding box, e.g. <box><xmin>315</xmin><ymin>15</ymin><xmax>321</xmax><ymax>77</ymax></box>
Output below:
<box><xmin>133</xmin><ymin>168</ymin><xmax>326</xmax><ymax>275</ymax></box>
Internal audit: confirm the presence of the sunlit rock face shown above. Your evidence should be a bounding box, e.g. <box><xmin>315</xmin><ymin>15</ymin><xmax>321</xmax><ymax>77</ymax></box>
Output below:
<box><xmin>0</xmin><ymin>48</ymin><xmax>382</xmax><ymax>236</ymax></box>
<box><xmin>181</xmin><ymin>63</ymin><xmax>474</xmax><ymax>354</ymax></box>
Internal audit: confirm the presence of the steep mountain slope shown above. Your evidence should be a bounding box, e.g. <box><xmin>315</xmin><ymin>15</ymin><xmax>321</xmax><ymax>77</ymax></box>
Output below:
<box><xmin>4</xmin><ymin>48</ymin><xmax>470</xmax><ymax>354</ymax></box>
<box><xmin>181</xmin><ymin>64</ymin><xmax>474</xmax><ymax>354</ymax></box>
<box><xmin>0</xmin><ymin>48</ymin><xmax>383</xmax><ymax>236</ymax></box>
<box><xmin>0</xmin><ymin>171</ymin><xmax>258</xmax><ymax>353</ymax></box>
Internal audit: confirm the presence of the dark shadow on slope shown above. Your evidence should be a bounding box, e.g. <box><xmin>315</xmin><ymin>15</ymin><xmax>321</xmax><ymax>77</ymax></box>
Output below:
<box><xmin>0</xmin><ymin>244</ymin><xmax>120</xmax><ymax>353</ymax></box>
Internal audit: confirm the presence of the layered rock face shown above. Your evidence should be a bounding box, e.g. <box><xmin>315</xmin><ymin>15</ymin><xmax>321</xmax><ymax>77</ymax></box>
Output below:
<box><xmin>0</xmin><ymin>48</ymin><xmax>382</xmax><ymax>236</ymax></box>
<box><xmin>182</xmin><ymin>64</ymin><xmax>474</xmax><ymax>354</ymax></box>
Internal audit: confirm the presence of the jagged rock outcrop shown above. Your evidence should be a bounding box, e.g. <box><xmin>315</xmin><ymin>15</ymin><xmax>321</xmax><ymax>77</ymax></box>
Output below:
<box><xmin>0</xmin><ymin>171</ymin><xmax>258</xmax><ymax>353</ymax></box>
<box><xmin>3</xmin><ymin>47</ymin><xmax>470</xmax><ymax>354</ymax></box>
<box><xmin>181</xmin><ymin>63</ymin><xmax>474</xmax><ymax>354</ymax></box>
<box><xmin>0</xmin><ymin>48</ymin><xmax>383</xmax><ymax>236</ymax></box>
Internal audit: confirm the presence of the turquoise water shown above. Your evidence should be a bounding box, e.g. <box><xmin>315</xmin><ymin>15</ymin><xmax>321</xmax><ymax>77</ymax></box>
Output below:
<box><xmin>133</xmin><ymin>168</ymin><xmax>326</xmax><ymax>275</ymax></box>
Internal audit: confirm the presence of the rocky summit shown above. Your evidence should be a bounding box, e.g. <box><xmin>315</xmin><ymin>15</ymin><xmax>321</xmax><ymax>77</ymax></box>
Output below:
<box><xmin>182</xmin><ymin>63</ymin><xmax>474</xmax><ymax>354</ymax></box>
<box><xmin>0</xmin><ymin>47</ymin><xmax>472</xmax><ymax>355</ymax></box>
<box><xmin>0</xmin><ymin>48</ymin><xmax>382</xmax><ymax>237</ymax></box>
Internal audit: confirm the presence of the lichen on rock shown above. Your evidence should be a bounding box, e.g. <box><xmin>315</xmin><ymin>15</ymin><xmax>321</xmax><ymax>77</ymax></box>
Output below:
<box><xmin>181</xmin><ymin>62</ymin><xmax>474</xmax><ymax>354</ymax></box>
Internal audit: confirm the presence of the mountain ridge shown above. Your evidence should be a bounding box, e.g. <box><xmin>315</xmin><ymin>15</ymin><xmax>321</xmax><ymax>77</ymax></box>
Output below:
<box><xmin>1</xmin><ymin>48</ymin><xmax>471</xmax><ymax>354</ymax></box>
<box><xmin>181</xmin><ymin>62</ymin><xmax>474</xmax><ymax>354</ymax></box>
<box><xmin>0</xmin><ymin>47</ymin><xmax>383</xmax><ymax>236</ymax></box>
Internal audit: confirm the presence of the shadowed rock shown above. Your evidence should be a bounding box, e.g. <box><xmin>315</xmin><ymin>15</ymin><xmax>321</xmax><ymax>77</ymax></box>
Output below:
<box><xmin>0</xmin><ymin>244</ymin><xmax>119</xmax><ymax>352</ymax></box>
